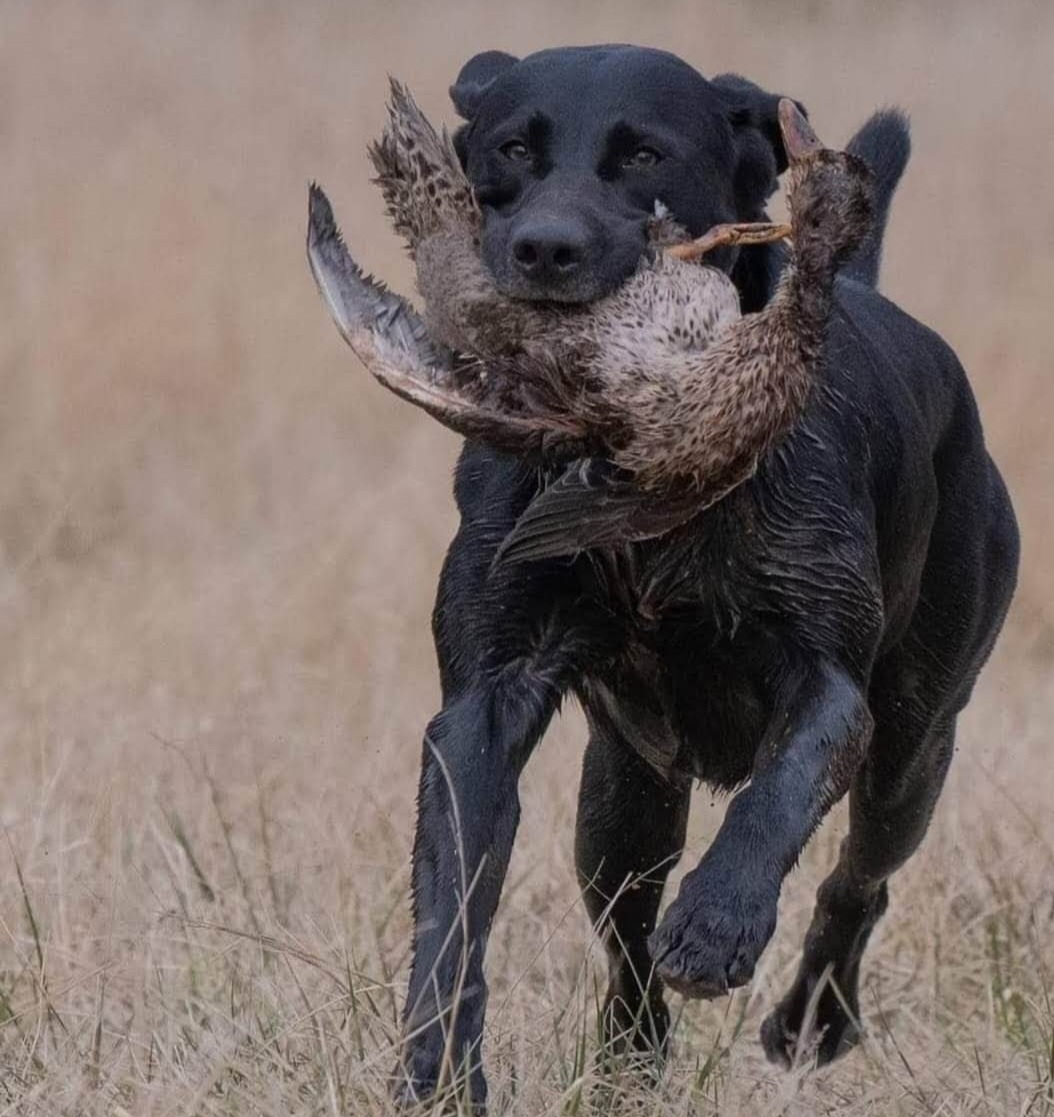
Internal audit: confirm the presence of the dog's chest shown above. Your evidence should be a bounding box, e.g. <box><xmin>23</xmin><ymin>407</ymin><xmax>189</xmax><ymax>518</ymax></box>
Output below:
<box><xmin>579</xmin><ymin>620</ymin><xmax>776</xmax><ymax>787</ymax></box>
<box><xmin>575</xmin><ymin>538</ymin><xmax>780</xmax><ymax>787</ymax></box>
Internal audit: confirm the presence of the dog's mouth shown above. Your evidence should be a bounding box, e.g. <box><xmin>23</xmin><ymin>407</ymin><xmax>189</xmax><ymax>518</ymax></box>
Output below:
<box><xmin>475</xmin><ymin>189</ymin><xmax>795</xmax><ymax>305</ymax></box>
<box><xmin>483</xmin><ymin>249</ymin><xmax>639</xmax><ymax>306</ymax></box>
<box><xmin>494</xmin><ymin>273</ymin><xmax>620</xmax><ymax>305</ymax></box>
<box><xmin>481</xmin><ymin>217</ymin><xmax>792</xmax><ymax>305</ymax></box>
<box><xmin>477</xmin><ymin>207</ymin><xmax>650</xmax><ymax>306</ymax></box>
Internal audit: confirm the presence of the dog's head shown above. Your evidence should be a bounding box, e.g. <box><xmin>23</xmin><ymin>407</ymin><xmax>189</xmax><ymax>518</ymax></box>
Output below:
<box><xmin>450</xmin><ymin>45</ymin><xmax>801</xmax><ymax>309</ymax></box>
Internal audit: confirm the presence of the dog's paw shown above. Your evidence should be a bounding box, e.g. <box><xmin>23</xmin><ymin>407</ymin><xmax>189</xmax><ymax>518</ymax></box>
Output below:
<box><xmin>391</xmin><ymin>1042</ymin><xmax>487</xmax><ymax>1114</ymax></box>
<box><xmin>648</xmin><ymin>879</ymin><xmax>778</xmax><ymax>1000</ymax></box>
<box><xmin>599</xmin><ymin>989</ymin><xmax>672</xmax><ymax>1064</ymax></box>
<box><xmin>760</xmin><ymin>980</ymin><xmax>863</xmax><ymax>1069</ymax></box>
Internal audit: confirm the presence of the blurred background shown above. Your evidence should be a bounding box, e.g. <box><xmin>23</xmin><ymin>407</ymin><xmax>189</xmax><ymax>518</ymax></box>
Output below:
<box><xmin>2</xmin><ymin>1</ymin><xmax>1052</xmax><ymax>1113</ymax></box>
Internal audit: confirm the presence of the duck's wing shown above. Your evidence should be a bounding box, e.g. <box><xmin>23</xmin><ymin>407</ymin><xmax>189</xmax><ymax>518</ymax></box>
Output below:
<box><xmin>494</xmin><ymin>459</ymin><xmax>703</xmax><ymax>566</ymax></box>
<box><xmin>307</xmin><ymin>184</ymin><xmax>588</xmax><ymax>457</ymax></box>
<box><xmin>308</xmin><ymin>182</ymin><xmax>447</xmax><ymax>366</ymax></box>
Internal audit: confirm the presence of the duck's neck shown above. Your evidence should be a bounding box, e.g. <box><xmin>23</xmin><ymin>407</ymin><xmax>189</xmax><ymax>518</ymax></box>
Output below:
<box><xmin>771</xmin><ymin>245</ymin><xmax>838</xmax><ymax>361</ymax></box>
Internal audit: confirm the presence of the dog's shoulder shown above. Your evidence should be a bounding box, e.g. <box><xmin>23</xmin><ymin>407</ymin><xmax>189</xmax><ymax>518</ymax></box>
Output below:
<box><xmin>825</xmin><ymin>278</ymin><xmax>987</xmax><ymax>461</ymax></box>
<box><xmin>452</xmin><ymin>443</ymin><xmax>540</xmax><ymax>521</ymax></box>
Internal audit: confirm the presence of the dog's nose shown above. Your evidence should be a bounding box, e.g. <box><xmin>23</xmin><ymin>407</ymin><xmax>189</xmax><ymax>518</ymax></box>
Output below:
<box><xmin>510</xmin><ymin>221</ymin><xmax>588</xmax><ymax>280</ymax></box>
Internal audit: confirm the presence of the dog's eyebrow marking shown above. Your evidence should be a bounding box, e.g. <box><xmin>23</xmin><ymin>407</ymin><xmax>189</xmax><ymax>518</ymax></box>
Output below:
<box><xmin>488</xmin><ymin>111</ymin><xmax>551</xmax><ymax>148</ymax></box>
<box><xmin>524</xmin><ymin>113</ymin><xmax>552</xmax><ymax>155</ymax></box>
<box><xmin>605</xmin><ymin>121</ymin><xmax>649</xmax><ymax>149</ymax></box>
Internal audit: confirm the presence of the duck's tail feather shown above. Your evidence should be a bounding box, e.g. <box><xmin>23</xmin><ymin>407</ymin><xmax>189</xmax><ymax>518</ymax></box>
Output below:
<box><xmin>841</xmin><ymin>107</ymin><xmax>911</xmax><ymax>288</ymax></box>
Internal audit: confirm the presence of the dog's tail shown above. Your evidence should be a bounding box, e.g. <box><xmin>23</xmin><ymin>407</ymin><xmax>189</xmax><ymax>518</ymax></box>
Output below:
<box><xmin>841</xmin><ymin>108</ymin><xmax>911</xmax><ymax>288</ymax></box>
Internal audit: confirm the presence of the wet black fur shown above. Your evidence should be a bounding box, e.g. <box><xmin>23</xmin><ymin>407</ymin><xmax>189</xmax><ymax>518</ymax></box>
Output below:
<box><xmin>393</xmin><ymin>45</ymin><xmax>1019</xmax><ymax>1109</ymax></box>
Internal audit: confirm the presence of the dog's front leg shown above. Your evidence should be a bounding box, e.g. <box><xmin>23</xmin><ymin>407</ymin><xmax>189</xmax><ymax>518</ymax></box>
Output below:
<box><xmin>649</xmin><ymin>660</ymin><xmax>873</xmax><ymax>999</ymax></box>
<box><xmin>394</xmin><ymin>671</ymin><xmax>561</xmax><ymax>1111</ymax></box>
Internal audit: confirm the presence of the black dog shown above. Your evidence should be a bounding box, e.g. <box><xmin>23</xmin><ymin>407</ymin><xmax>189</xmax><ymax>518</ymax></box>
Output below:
<box><xmin>394</xmin><ymin>45</ymin><xmax>1019</xmax><ymax>1108</ymax></box>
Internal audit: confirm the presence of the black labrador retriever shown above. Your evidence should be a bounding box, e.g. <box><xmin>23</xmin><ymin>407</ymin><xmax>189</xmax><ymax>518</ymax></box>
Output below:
<box><xmin>392</xmin><ymin>45</ymin><xmax>1019</xmax><ymax>1107</ymax></box>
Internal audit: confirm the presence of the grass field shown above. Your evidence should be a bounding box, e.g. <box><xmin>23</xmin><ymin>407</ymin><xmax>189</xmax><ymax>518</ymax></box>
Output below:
<box><xmin>3</xmin><ymin>1</ymin><xmax>1054</xmax><ymax>1113</ymax></box>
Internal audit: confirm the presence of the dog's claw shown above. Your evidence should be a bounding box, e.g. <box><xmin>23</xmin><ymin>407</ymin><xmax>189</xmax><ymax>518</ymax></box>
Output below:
<box><xmin>647</xmin><ymin>872</ymin><xmax>779</xmax><ymax>1001</ymax></box>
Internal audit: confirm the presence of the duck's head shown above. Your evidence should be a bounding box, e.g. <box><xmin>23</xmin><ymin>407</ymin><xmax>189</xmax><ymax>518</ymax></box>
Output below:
<box><xmin>778</xmin><ymin>99</ymin><xmax>874</xmax><ymax>275</ymax></box>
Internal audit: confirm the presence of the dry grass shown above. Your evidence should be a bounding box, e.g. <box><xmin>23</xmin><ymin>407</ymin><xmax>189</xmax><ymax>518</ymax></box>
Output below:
<box><xmin>2</xmin><ymin>1</ymin><xmax>1054</xmax><ymax>1113</ymax></box>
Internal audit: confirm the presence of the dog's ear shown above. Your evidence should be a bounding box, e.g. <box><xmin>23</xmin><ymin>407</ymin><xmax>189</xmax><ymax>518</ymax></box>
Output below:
<box><xmin>712</xmin><ymin>72</ymin><xmax>807</xmax><ymax>212</ymax></box>
<box><xmin>712</xmin><ymin>73</ymin><xmax>806</xmax><ymax>311</ymax></box>
<box><xmin>450</xmin><ymin>51</ymin><xmax>519</xmax><ymax>120</ymax></box>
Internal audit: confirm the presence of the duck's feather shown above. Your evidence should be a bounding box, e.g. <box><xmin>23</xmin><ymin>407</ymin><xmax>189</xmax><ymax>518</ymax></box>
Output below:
<box><xmin>308</xmin><ymin>183</ymin><xmax>590</xmax><ymax>456</ymax></box>
<box><xmin>494</xmin><ymin>459</ymin><xmax>702</xmax><ymax>566</ymax></box>
<box><xmin>307</xmin><ymin>182</ymin><xmax>449</xmax><ymax>367</ymax></box>
<box><xmin>369</xmin><ymin>79</ymin><xmax>477</xmax><ymax>252</ymax></box>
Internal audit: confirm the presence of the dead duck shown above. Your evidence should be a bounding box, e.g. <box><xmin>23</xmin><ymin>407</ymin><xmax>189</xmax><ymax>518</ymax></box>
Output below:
<box><xmin>366</xmin><ymin>81</ymin><xmax>789</xmax><ymax>367</ymax></box>
<box><xmin>308</xmin><ymin>88</ymin><xmax>872</xmax><ymax>563</ymax></box>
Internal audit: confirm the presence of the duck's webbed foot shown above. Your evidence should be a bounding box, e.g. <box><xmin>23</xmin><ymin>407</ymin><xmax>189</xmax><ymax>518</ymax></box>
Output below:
<box><xmin>666</xmin><ymin>221</ymin><xmax>792</xmax><ymax>261</ymax></box>
<box><xmin>308</xmin><ymin>185</ymin><xmax>590</xmax><ymax>459</ymax></box>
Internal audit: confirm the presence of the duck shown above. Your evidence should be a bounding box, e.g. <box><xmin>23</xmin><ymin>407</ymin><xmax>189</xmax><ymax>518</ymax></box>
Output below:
<box><xmin>307</xmin><ymin>83</ymin><xmax>873</xmax><ymax>564</ymax></box>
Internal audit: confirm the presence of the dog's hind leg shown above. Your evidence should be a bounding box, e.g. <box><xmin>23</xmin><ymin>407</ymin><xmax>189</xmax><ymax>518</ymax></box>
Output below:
<box><xmin>762</xmin><ymin>475</ymin><xmax>1018</xmax><ymax>1069</ymax></box>
<box><xmin>760</xmin><ymin>705</ymin><xmax>955</xmax><ymax>1068</ymax></box>
<box><xmin>575</xmin><ymin>727</ymin><xmax>690</xmax><ymax>1064</ymax></box>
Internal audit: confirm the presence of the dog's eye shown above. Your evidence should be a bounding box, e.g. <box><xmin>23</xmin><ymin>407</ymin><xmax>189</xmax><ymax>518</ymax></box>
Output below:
<box><xmin>500</xmin><ymin>140</ymin><xmax>531</xmax><ymax>163</ymax></box>
<box><xmin>622</xmin><ymin>147</ymin><xmax>662</xmax><ymax>169</ymax></box>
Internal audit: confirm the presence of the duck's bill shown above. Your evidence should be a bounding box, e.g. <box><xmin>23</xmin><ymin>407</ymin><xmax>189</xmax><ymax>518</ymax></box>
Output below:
<box><xmin>307</xmin><ymin>183</ymin><xmax>588</xmax><ymax>457</ymax></box>
<box><xmin>666</xmin><ymin>221</ymin><xmax>792</xmax><ymax>261</ymax></box>
<box><xmin>778</xmin><ymin>98</ymin><xmax>823</xmax><ymax>162</ymax></box>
